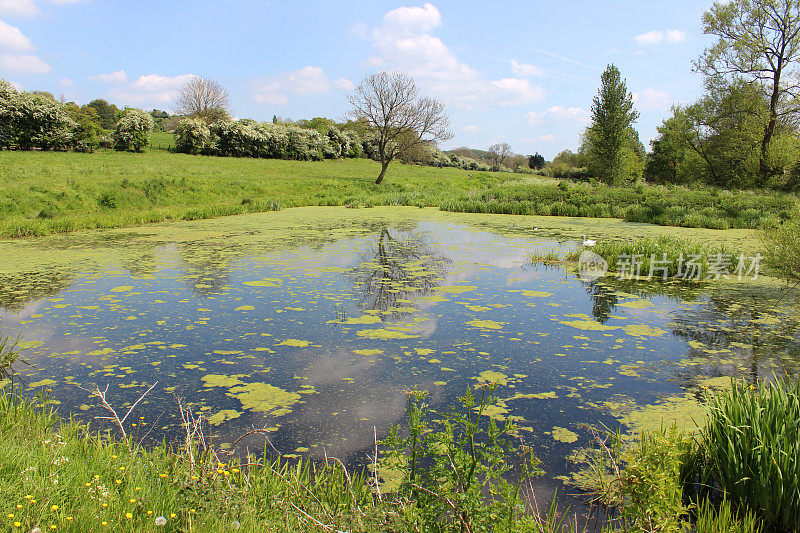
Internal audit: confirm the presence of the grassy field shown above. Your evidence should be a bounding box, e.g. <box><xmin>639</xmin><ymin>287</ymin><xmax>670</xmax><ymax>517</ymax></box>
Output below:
<box><xmin>0</xmin><ymin>149</ymin><xmax>795</xmax><ymax>238</ymax></box>
<box><xmin>149</xmin><ymin>131</ymin><xmax>175</xmax><ymax>151</ymax></box>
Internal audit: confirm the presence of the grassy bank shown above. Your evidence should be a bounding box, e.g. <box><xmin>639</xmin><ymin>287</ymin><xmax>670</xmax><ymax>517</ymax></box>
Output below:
<box><xmin>0</xmin><ymin>150</ymin><xmax>796</xmax><ymax>238</ymax></box>
<box><xmin>0</xmin><ymin>386</ymin><xmax>578</xmax><ymax>533</ymax></box>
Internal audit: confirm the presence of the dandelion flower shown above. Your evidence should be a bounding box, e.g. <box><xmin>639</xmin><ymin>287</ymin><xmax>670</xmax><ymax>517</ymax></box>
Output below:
<box><xmin>13</xmin><ymin>522</ymin><xmax>20</xmax><ymax>528</ymax></box>
<box><xmin>129</xmin><ymin>499</ymin><xmax>136</xmax><ymax>503</ymax></box>
<box><xmin>169</xmin><ymin>513</ymin><xmax>176</xmax><ymax>518</ymax></box>
<box><xmin>51</xmin><ymin>505</ymin><xmax>58</xmax><ymax>511</ymax></box>
<box><xmin>154</xmin><ymin>516</ymin><xmax>167</xmax><ymax>526</ymax></box>
<box><xmin>125</xmin><ymin>512</ymin><xmax>133</xmax><ymax>519</ymax></box>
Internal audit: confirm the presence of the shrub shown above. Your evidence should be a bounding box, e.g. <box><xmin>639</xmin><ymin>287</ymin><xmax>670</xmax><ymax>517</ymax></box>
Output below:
<box><xmin>114</xmin><ymin>109</ymin><xmax>153</xmax><ymax>152</ymax></box>
<box><xmin>175</xmin><ymin>118</ymin><xmax>211</xmax><ymax>155</ymax></box>
<box><xmin>762</xmin><ymin>205</ymin><xmax>800</xmax><ymax>280</ymax></box>
<box><xmin>1</xmin><ymin>89</ymin><xmax>75</xmax><ymax>150</ymax></box>
<box><xmin>380</xmin><ymin>387</ymin><xmax>544</xmax><ymax>531</ymax></box>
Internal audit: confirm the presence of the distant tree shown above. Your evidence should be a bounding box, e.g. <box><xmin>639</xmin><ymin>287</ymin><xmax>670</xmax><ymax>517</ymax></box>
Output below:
<box><xmin>114</xmin><ymin>109</ymin><xmax>153</xmax><ymax>152</ymax></box>
<box><xmin>528</xmin><ymin>152</ymin><xmax>545</xmax><ymax>170</ymax></box>
<box><xmin>487</xmin><ymin>142</ymin><xmax>512</xmax><ymax>170</ymax></box>
<box><xmin>586</xmin><ymin>64</ymin><xmax>641</xmax><ymax>184</ymax></box>
<box><xmin>696</xmin><ymin>0</ymin><xmax>800</xmax><ymax>182</ymax></box>
<box><xmin>174</xmin><ymin>77</ymin><xmax>230</xmax><ymax>123</ymax></box>
<box><xmin>65</xmin><ymin>102</ymin><xmax>104</xmax><ymax>151</ymax></box>
<box><xmin>348</xmin><ymin>71</ymin><xmax>452</xmax><ymax>184</ymax></box>
<box><xmin>85</xmin><ymin>99</ymin><xmax>119</xmax><ymax>130</ymax></box>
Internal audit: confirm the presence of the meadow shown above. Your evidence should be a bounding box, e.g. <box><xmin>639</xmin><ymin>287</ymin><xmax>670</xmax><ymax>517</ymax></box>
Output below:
<box><xmin>0</xmin><ymin>150</ymin><xmax>795</xmax><ymax>238</ymax></box>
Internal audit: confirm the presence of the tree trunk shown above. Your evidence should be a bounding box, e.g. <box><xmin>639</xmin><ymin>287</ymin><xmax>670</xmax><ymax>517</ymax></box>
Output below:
<box><xmin>760</xmin><ymin>63</ymin><xmax>783</xmax><ymax>183</ymax></box>
<box><xmin>376</xmin><ymin>161</ymin><xmax>390</xmax><ymax>184</ymax></box>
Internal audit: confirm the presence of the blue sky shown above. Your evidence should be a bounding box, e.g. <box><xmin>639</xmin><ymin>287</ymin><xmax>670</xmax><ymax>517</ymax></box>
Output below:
<box><xmin>1</xmin><ymin>0</ymin><xmax>719</xmax><ymax>158</ymax></box>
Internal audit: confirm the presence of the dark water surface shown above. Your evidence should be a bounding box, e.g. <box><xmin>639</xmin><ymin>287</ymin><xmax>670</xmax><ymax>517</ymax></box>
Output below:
<box><xmin>2</xmin><ymin>207</ymin><xmax>798</xmax><ymax>506</ymax></box>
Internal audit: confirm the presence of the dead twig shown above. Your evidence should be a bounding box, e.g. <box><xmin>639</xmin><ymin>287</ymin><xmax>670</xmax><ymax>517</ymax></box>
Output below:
<box><xmin>76</xmin><ymin>381</ymin><xmax>158</xmax><ymax>442</ymax></box>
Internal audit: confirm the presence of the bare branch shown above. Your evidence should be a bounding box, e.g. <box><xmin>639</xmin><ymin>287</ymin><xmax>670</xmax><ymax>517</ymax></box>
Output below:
<box><xmin>348</xmin><ymin>71</ymin><xmax>452</xmax><ymax>184</ymax></box>
<box><xmin>174</xmin><ymin>76</ymin><xmax>230</xmax><ymax>122</ymax></box>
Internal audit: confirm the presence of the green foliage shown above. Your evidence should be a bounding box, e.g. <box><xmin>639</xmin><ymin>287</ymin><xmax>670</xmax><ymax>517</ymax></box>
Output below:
<box><xmin>762</xmin><ymin>205</ymin><xmax>800</xmax><ymax>280</ymax></box>
<box><xmin>646</xmin><ymin>81</ymin><xmax>773</xmax><ymax>189</ymax></box>
<box><xmin>114</xmin><ymin>109</ymin><xmax>153</xmax><ymax>152</ymax></box>
<box><xmin>65</xmin><ymin>102</ymin><xmax>106</xmax><ymax>152</ymax></box>
<box><xmin>85</xmin><ymin>99</ymin><xmax>120</xmax><ymax>130</ymax></box>
<box><xmin>0</xmin><ymin>333</ymin><xmax>25</xmax><ymax>385</ymax></box>
<box><xmin>380</xmin><ymin>388</ymin><xmax>544</xmax><ymax>532</ymax></box>
<box><xmin>699</xmin><ymin>378</ymin><xmax>800</xmax><ymax>531</ymax></box>
<box><xmin>528</xmin><ymin>153</ymin><xmax>545</xmax><ymax>170</ymax></box>
<box><xmin>615</xmin><ymin>428</ymin><xmax>690</xmax><ymax>533</ymax></box>
<box><xmin>694</xmin><ymin>497</ymin><xmax>762</xmax><ymax>533</ymax></box>
<box><xmin>440</xmin><ymin>179</ymin><xmax>794</xmax><ymax>229</ymax></box>
<box><xmin>586</xmin><ymin>65</ymin><xmax>641</xmax><ymax>185</ymax></box>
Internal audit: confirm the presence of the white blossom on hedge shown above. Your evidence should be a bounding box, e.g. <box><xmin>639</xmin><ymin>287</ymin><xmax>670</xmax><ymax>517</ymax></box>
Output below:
<box><xmin>175</xmin><ymin>118</ymin><xmax>211</xmax><ymax>155</ymax></box>
<box><xmin>114</xmin><ymin>108</ymin><xmax>153</xmax><ymax>152</ymax></box>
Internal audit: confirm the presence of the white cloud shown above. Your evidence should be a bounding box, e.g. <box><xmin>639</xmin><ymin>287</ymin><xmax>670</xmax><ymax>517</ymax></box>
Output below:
<box><xmin>50</xmin><ymin>0</ymin><xmax>88</xmax><ymax>4</ymax></box>
<box><xmin>490</xmin><ymin>78</ymin><xmax>545</xmax><ymax>105</ymax></box>
<box><xmin>108</xmin><ymin>73</ymin><xmax>195</xmax><ymax>106</ymax></box>
<box><xmin>58</xmin><ymin>77</ymin><xmax>73</xmax><ymax>87</ymax></box>
<box><xmin>462</xmin><ymin>125</ymin><xmax>479</xmax><ymax>133</ymax></box>
<box><xmin>0</xmin><ymin>53</ymin><xmax>49</xmax><ymax>73</ymax></box>
<box><xmin>382</xmin><ymin>2</ymin><xmax>441</xmax><ymax>34</ymax></box>
<box><xmin>0</xmin><ymin>0</ymin><xmax>39</xmax><ymax>17</ymax></box>
<box><xmin>87</xmin><ymin>70</ymin><xmax>128</xmax><ymax>84</ymax></box>
<box><xmin>633</xmin><ymin>88</ymin><xmax>671</xmax><ymax>110</ymax></box>
<box><xmin>333</xmin><ymin>77</ymin><xmax>354</xmax><ymax>90</ymax></box>
<box><xmin>7</xmin><ymin>79</ymin><xmax>21</xmax><ymax>90</ymax></box>
<box><xmin>251</xmin><ymin>66</ymin><xmax>335</xmax><ymax>105</ymax></box>
<box><xmin>510</xmin><ymin>59</ymin><xmax>543</xmax><ymax>77</ymax></box>
<box><xmin>526</xmin><ymin>105</ymin><xmax>588</xmax><ymax>125</ymax></box>
<box><xmin>0</xmin><ymin>20</ymin><xmax>35</xmax><ymax>51</ymax></box>
<box><xmin>634</xmin><ymin>29</ymin><xmax>687</xmax><ymax>45</ymax></box>
<box><xmin>363</xmin><ymin>4</ymin><xmax>544</xmax><ymax>108</ymax></box>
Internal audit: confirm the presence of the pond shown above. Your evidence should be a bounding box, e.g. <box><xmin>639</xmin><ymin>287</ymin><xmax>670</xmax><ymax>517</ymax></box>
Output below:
<box><xmin>1</xmin><ymin>206</ymin><xmax>798</xmax><ymax>504</ymax></box>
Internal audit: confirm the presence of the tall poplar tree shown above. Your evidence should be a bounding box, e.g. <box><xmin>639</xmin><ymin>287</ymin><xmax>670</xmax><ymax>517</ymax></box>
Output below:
<box><xmin>587</xmin><ymin>65</ymin><xmax>640</xmax><ymax>185</ymax></box>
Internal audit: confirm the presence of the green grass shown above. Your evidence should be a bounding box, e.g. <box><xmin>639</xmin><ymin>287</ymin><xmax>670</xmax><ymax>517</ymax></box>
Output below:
<box><xmin>565</xmin><ymin>235</ymin><xmax>738</xmax><ymax>280</ymax></box>
<box><xmin>149</xmin><ymin>131</ymin><xmax>175</xmax><ymax>151</ymax></box>
<box><xmin>0</xmin><ymin>150</ymin><xmax>795</xmax><ymax>238</ymax></box>
<box><xmin>440</xmin><ymin>181</ymin><xmax>796</xmax><ymax>230</ymax></box>
<box><xmin>0</xmin><ymin>386</ymin><xmax>581</xmax><ymax>532</ymax></box>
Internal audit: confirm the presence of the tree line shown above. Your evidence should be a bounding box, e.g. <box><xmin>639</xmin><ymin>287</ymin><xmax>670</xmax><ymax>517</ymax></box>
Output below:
<box><xmin>553</xmin><ymin>0</ymin><xmax>800</xmax><ymax>192</ymax></box>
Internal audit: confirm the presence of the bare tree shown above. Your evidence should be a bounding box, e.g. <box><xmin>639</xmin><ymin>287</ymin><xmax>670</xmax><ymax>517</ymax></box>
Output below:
<box><xmin>174</xmin><ymin>76</ymin><xmax>230</xmax><ymax>123</ymax></box>
<box><xmin>348</xmin><ymin>71</ymin><xmax>452</xmax><ymax>184</ymax></box>
<box><xmin>487</xmin><ymin>142</ymin><xmax>513</xmax><ymax>170</ymax></box>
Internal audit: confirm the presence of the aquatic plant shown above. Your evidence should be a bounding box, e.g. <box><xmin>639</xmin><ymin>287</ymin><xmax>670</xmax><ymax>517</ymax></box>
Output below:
<box><xmin>566</xmin><ymin>235</ymin><xmax>738</xmax><ymax>280</ymax></box>
<box><xmin>699</xmin><ymin>377</ymin><xmax>800</xmax><ymax>532</ymax></box>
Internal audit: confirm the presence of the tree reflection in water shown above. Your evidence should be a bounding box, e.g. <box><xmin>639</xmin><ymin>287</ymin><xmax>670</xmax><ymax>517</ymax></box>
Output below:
<box><xmin>347</xmin><ymin>227</ymin><xmax>450</xmax><ymax>322</ymax></box>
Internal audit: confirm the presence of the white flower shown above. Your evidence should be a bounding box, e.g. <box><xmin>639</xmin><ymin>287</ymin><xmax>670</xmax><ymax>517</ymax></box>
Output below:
<box><xmin>230</xmin><ymin>521</ymin><xmax>241</xmax><ymax>530</ymax></box>
<box><xmin>154</xmin><ymin>516</ymin><xmax>167</xmax><ymax>526</ymax></box>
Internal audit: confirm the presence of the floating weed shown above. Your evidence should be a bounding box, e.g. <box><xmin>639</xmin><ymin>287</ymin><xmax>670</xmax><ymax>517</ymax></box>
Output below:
<box><xmin>550</xmin><ymin>426</ymin><xmax>579</xmax><ymax>443</ymax></box>
<box><xmin>227</xmin><ymin>383</ymin><xmax>301</xmax><ymax>415</ymax></box>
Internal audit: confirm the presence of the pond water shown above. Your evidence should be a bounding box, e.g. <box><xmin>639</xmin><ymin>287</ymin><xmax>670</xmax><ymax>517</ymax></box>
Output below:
<box><xmin>1</xmin><ymin>206</ymin><xmax>798</xmax><ymax>504</ymax></box>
